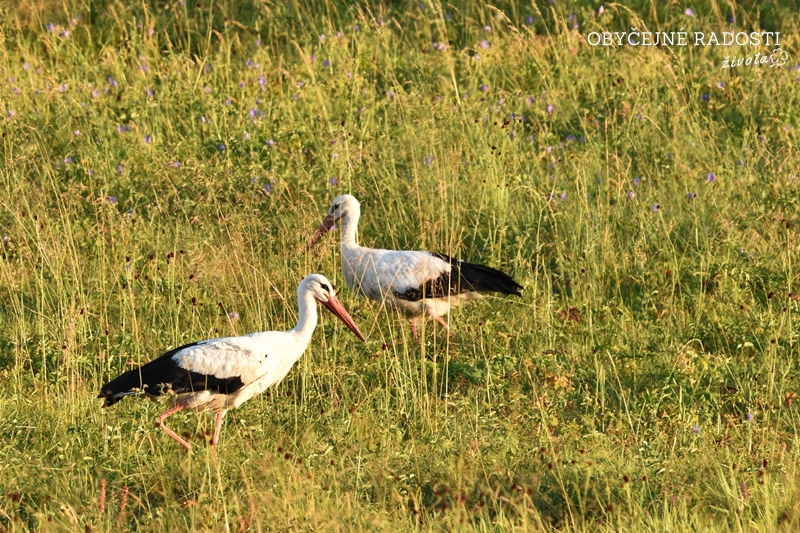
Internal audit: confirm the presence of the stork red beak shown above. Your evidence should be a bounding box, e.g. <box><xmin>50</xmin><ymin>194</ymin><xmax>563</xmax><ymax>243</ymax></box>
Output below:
<box><xmin>317</xmin><ymin>294</ymin><xmax>366</xmax><ymax>342</ymax></box>
<box><xmin>307</xmin><ymin>214</ymin><xmax>335</xmax><ymax>251</ymax></box>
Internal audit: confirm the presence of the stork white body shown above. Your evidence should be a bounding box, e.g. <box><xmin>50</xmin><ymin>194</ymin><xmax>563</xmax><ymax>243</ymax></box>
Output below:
<box><xmin>99</xmin><ymin>274</ymin><xmax>364</xmax><ymax>450</ymax></box>
<box><xmin>309</xmin><ymin>195</ymin><xmax>522</xmax><ymax>336</ymax></box>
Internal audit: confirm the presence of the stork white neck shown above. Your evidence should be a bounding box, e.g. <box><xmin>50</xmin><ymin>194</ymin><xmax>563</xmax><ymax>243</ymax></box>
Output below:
<box><xmin>339</xmin><ymin>207</ymin><xmax>360</xmax><ymax>248</ymax></box>
<box><xmin>290</xmin><ymin>287</ymin><xmax>319</xmax><ymax>345</ymax></box>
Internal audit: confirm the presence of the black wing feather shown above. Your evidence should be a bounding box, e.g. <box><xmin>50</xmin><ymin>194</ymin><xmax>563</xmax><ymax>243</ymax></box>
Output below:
<box><xmin>395</xmin><ymin>253</ymin><xmax>522</xmax><ymax>301</ymax></box>
<box><xmin>98</xmin><ymin>342</ymin><xmax>245</xmax><ymax>407</ymax></box>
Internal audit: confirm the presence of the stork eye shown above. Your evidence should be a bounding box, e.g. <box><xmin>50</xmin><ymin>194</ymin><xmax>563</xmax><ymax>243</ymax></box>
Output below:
<box><xmin>320</xmin><ymin>284</ymin><xmax>330</xmax><ymax>294</ymax></box>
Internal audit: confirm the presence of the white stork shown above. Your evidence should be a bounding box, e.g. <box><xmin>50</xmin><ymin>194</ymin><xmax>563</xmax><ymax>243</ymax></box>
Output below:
<box><xmin>98</xmin><ymin>274</ymin><xmax>365</xmax><ymax>451</ymax></box>
<box><xmin>307</xmin><ymin>194</ymin><xmax>522</xmax><ymax>337</ymax></box>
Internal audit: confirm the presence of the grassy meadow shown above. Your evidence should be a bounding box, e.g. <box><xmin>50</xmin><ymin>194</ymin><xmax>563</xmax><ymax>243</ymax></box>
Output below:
<box><xmin>1</xmin><ymin>0</ymin><xmax>799</xmax><ymax>530</ymax></box>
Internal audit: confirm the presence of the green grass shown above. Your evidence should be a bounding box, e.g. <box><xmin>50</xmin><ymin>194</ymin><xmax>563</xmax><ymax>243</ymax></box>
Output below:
<box><xmin>1</xmin><ymin>0</ymin><xmax>799</xmax><ymax>530</ymax></box>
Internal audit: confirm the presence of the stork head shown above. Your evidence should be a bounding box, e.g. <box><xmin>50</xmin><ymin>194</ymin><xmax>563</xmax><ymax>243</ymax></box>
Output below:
<box><xmin>307</xmin><ymin>194</ymin><xmax>360</xmax><ymax>250</ymax></box>
<box><xmin>299</xmin><ymin>274</ymin><xmax>365</xmax><ymax>342</ymax></box>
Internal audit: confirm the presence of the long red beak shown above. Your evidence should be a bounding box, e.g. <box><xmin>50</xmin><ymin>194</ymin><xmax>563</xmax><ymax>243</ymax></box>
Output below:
<box><xmin>318</xmin><ymin>294</ymin><xmax>366</xmax><ymax>342</ymax></box>
<box><xmin>307</xmin><ymin>214</ymin><xmax>335</xmax><ymax>251</ymax></box>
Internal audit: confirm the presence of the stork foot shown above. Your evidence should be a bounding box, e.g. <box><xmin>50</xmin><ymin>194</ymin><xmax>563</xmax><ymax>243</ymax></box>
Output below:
<box><xmin>155</xmin><ymin>404</ymin><xmax>192</xmax><ymax>451</ymax></box>
<box><xmin>409</xmin><ymin>320</ymin><xmax>418</xmax><ymax>339</ymax></box>
<box><xmin>434</xmin><ymin>316</ymin><xmax>451</xmax><ymax>334</ymax></box>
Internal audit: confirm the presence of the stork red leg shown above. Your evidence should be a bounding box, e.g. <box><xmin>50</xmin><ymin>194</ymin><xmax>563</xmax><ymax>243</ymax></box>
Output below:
<box><xmin>409</xmin><ymin>320</ymin><xmax>418</xmax><ymax>339</ymax></box>
<box><xmin>211</xmin><ymin>410</ymin><xmax>227</xmax><ymax>447</ymax></box>
<box><xmin>155</xmin><ymin>403</ymin><xmax>192</xmax><ymax>451</ymax></box>
<box><xmin>434</xmin><ymin>316</ymin><xmax>450</xmax><ymax>330</ymax></box>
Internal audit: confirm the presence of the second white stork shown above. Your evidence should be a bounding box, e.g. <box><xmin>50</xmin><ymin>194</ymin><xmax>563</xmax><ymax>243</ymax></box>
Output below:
<box><xmin>98</xmin><ymin>274</ymin><xmax>365</xmax><ymax>451</ymax></box>
<box><xmin>307</xmin><ymin>194</ymin><xmax>522</xmax><ymax>337</ymax></box>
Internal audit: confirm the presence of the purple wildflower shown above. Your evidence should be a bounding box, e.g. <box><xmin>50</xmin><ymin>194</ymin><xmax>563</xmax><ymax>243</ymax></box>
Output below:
<box><xmin>59</xmin><ymin>84</ymin><xmax>67</xmax><ymax>92</ymax></box>
<box><xmin>479</xmin><ymin>40</ymin><xmax>490</xmax><ymax>49</ymax></box>
<box><xmin>740</xmin><ymin>482</ymin><xmax>749</xmax><ymax>498</ymax></box>
<box><xmin>634</xmin><ymin>176</ymin><xmax>641</xmax><ymax>186</ymax></box>
<box><xmin>64</xmin><ymin>156</ymin><xmax>73</xmax><ymax>164</ymax></box>
<box><xmin>706</xmin><ymin>173</ymin><xmax>715</xmax><ymax>182</ymax></box>
<box><xmin>685</xmin><ymin>8</ymin><xmax>694</xmax><ymax>16</ymax></box>
<box><xmin>509</xmin><ymin>131</ymin><xmax>515</xmax><ymax>140</ymax></box>
<box><xmin>266</xmin><ymin>139</ymin><xmax>274</xmax><ymax>148</ymax></box>
<box><xmin>526</xmin><ymin>16</ymin><xmax>534</xmax><ymax>24</ymax></box>
<box><xmin>116</xmin><ymin>164</ymin><xmax>124</xmax><ymax>174</ymax></box>
<box><xmin>566</xmin><ymin>134</ymin><xmax>575</xmax><ymax>142</ymax></box>
<box><xmin>108</xmin><ymin>75</ymin><xmax>117</xmax><ymax>87</ymax></box>
<box><xmin>745</xmin><ymin>412</ymin><xmax>753</xmax><ymax>421</ymax></box>
<box><xmin>144</xmin><ymin>134</ymin><xmax>151</xmax><ymax>144</ymax></box>
<box><xmin>691</xmin><ymin>425</ymin><xmax>700</xmax><ymax>434</ymax></box>
<box><xmin>473</xmin><ymin>54</ymin><xmax>480</xmax><ymax>61</ymax></box>
<box><xmin>389</xmin><ymin>90</ymin><xmax>396</xmax><ymax>100</ymax></box>
<box><xmin>107</xmin><ymin>195</ymin><xmax>118</xmax><ymax>205</ymax></box>
<box><xmin>479</xmin><ymin>84</ymin><xmax>489</xmax><ymax>92</ymax></box>
<box><xmin>258</xmin><ymin>75</ymin><xmax>266</xmax><ymax>86</ymax></box>
<box><xmin>172</xmin><ymin>160</ymin><xmax>180</xmax><ymax>168</ymax></box>
<box><xmin>23</xmin><ymin>63</ymin><xmax>31</xmax><ymax>71</ymax></box>
<box><xmin>702</xmin><ymin>93</ymin><xmax>709</xmax><ymax>101</ymax></box>
<box><xmin>323</xmin><ymin>59</ymin><xmax>331</xmax><ymax>67</ymax></box>
<box><xmin>46</xmin><ymin>22</ymin><xmax>54</xmax><ymax>32</ymax></box>
<box><xmin>560</xmin><ymin>193</ymin><xmax>567</xmax><ymax>201</ymax></box>
<box><xmin>204</xmin><ymin>86</ymin><xmax>211</xmax><ymax>93</ymax></box>
<box><xmin>73</xmin><ymin>130</ymin><xmax>80</xmax><ymax>137</ymax></box>
<box><xmin>546</xmin><ymin>104</ymin><xmax>554</xmax><ymax>114</ymax></box>
<box><xmin>228</xmin><ymin>311</ymin><xmax>239</xmax><ymax>321</ymax></box>
<box><xmin>687</xmin><ymin>192</ymin><xmax>697</xmax><ymax>200</ymax></box>
<box><xmin>262</xmin><ymin>183</ymin><xmax>271</xmax><ymax>195</ymax></box>
<box><xmin>319</xmin><ymin>34</ymin><xmax>325</xmax><ymax>41</ymax></box>
<box><xmin>627</xmin><ymin>191</ymin><xmax>635</xmax><ymax>200</ymax></box>
<box><xmin>424</xmin><ymin>156</ymin><xmax>434</xmax><ymax>166</ymax></box>
<box><xmin>218</xmin><ymin>143</ymin><xmax>226</xmax><ymax>151</ymax></box>
<box><xmin>329</xmin><ymin>176</ymin><xmax>338</xmax><ymax>186</ymax></box>
<box><xmin>243</xmin><ymin>132</ymin><xmax>250</xmax><ymax>140</ymax></box>
<box><xmin>140</xmin><ymin>64</ymin><xmax>148</xmax><ymax>72</ymax></box>
<box><xmin>598</xmin><ymin>6</ymin><xmax>605</xmax><ymax>15</ymax></box>
<box><xmin>147</xmin><ymin>88</ymin><xmax>154</xmax><ymax>98</ymax></box>
<box><xmin>484</xmin><ymin>25</ymin><xmax>491</xmax><ymax>32</ymax></box>
<box><xmin>652</xmin><ymin>204</ymin><xmax>660</xmax><ymax>213</ymax></box>
<box><xmin>255</xmin><ymin>37</ymin><xmax>261</xmax><ymax>47</ymax></box>
<box><xmin>7</xmin><ymin>109</ymin><xmax>16</xmax><ymax>118</ymax></box>
<box><xmin>717</xmin><ymin>81</ymin><xmax>724</xmax><ymax>89</ymax></box>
